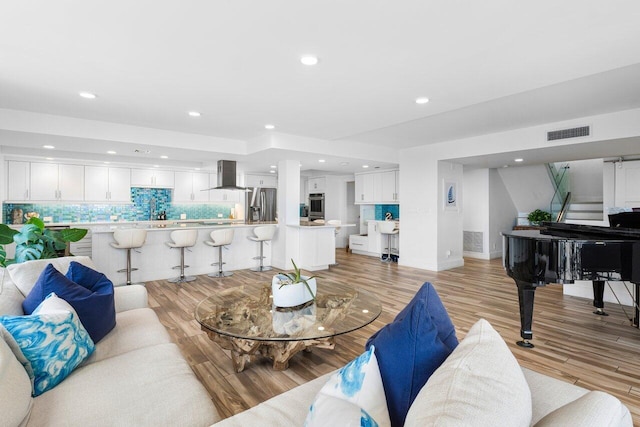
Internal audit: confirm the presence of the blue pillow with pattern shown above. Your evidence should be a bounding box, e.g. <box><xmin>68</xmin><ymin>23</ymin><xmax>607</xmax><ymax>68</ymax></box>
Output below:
<box><xmin>305</xmin><ymin>346</ymin><xmax>390</xmax><ymax>427</ymax></box>
<box><xmin>1</xmin><ymin>293</ymin><xmax>95</xmax><ymax>396</ymax></box>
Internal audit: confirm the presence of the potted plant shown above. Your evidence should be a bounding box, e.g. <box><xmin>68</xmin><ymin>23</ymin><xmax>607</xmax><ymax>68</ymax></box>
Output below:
<box><xmin>0</xmin><ymin>217</ymin><xmax>88</xmax><ymax>267</ymax></box>
<box><xmin>527</xmin><ymin>209</ymin><xmax>552</xmax><ymax>226</ymax></box>
<box><xmin>272</xmin><ymin>259</ymin><xmax>317</xmax><ymax>308</ymax></box>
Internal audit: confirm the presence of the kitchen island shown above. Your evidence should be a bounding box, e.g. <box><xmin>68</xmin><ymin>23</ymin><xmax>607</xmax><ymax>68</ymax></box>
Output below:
<box><xmin>92</xmin><ymin>221</ymin><xmax>278</xmax><ymax>284</ymax></box>
<box><xmin>287</xmin><ymin>222</ymin><xmax>356</xmax><ymax>271</ymax></box>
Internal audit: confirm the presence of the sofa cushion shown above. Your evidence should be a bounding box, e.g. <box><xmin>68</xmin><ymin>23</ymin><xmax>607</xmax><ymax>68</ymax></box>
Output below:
<box><xmin>305</xmin><ymin>346</ymin><xmax>390</xmax><ymax>427</ymax></box>
<box><xmin>534</xmin><ymin>390</ymin><xmax>633</xmax><ymax>427</ymax></box>
<box><xmin>23</xmin><ymin>263</ymin><xmax>116</xmax><ymax>343</ymax></box>
<box><xmin>7</xmin><ymin>256</ymin><xmax>96</xmax><ymax>297</ymax></box>
<box><xmin>81</xmin><ymin>307</ymin><xmax>171</xmax><ymax>366</ymax></box>
<box><xmin>366</xmin><ymin>281</ymin><xmax>458</xmax><ymax>427</ymax></box>
<box><xmin>404</xmin><ymin>318</ymin><xmax>532</xmax><ymax>427</ymax></box>
<box><xmin>0</xmin><ymin>268</ymin><xmax>25</xmax><ymax>316</ymax></box>
<box><xmin>1</xmin><ymin>294</ymin><xmax>95</xmax><ymax>396</ymax></box>
<box><xmin>0</xmin><ymin>329</ymin><xmax>33</xmax><ymax>427</ymax></box>
<box><xmin>28</xmin><ymin>343</ymin><xmax>220</xmax><ymax>427</ymax></box>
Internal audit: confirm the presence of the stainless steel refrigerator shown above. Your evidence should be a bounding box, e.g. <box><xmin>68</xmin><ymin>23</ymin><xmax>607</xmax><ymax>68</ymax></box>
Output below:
<box><xmin>245</xmin><ymin>187</ymin><xmax>277</xmax><ymax>222</ymax></box>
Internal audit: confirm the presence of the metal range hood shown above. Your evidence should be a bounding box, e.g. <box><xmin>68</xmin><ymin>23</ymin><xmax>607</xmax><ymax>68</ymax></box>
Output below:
<box><xmin>206</xmin><ymin>160</ymin><xmax>252</xmax><ymax>191</ymax></box>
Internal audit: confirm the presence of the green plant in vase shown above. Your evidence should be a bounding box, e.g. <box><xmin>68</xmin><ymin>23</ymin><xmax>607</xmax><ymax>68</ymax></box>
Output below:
<box><xmin>276</xmin><ymin>259</ymin><xmax>318</xmax><ymax>300</ymax></box>
<box><xmin>527</xmin><ymin>209</ymin><xmax>552</xmax><ymax>226</ymax></box>
<box><xmin>0</xmin><ymin>217</ymin><xmax>88</xmax><ymax>267</ymax></box>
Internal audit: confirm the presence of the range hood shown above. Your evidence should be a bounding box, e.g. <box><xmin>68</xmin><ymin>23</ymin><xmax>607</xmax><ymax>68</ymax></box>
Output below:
<box><xmin>207</xmin><ymin>160</ymin><xmax>251</xmax><ymax>191</ymax></box>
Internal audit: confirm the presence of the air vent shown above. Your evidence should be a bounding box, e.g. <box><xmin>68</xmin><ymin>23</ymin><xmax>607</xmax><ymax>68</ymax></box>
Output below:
<box><xmin>547</xmin><ymin>126</ymin><xmax>590</xmax><ymax>141</ymax></box>
<box><xmin>463</xmin><ymin>231</ymin><xmax>483</xmax><ymax>253</ymax></box>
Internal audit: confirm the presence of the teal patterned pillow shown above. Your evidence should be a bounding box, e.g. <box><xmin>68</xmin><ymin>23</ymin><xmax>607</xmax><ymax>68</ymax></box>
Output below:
<box><xmin>0</xmin><ymin>293</ymin><xmax>95</xmax><ymax>396</ymax></box>
<box><xmin>305</xmin><ymin>346</ymin><xmax>390</xmax><ymax>427</ymax></box>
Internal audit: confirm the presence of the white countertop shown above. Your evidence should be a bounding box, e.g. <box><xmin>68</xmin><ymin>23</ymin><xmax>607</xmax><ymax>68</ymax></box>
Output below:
<box><xmin>90</xmin><ymin>221</ymin><xmax>278</xmax><ymax>234</ymax></box>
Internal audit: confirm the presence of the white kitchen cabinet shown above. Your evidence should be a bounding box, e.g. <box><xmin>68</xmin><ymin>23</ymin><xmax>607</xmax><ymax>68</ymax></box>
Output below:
<box><xmin>367</xmin><ymin>221</ymin><xmax>382</xmax><ymax>254</ymax></box>
<box><xmin>355</xmin><ymin>170</ymin><xmax>398</xmax><ymax>204</ymax></box>
<box><xmin>30</xmin><ymin>162</ymin><xmax>84</xmax><ymax>201</ymax></box>
<box><xmin>130</xmin><ymin>168</ymin><xmax>175</xmax><ymax>188</ymax></box>
<box><xmin>6</xmin><ymin>161</ymin><xmax>30</xmax><ymax>201</ymax></box>
<box><xmin>308</xmin><ymin>177</ymin><xmax>326</xmax><ymax>193</ymax></box>
<box><xmin>245</xmin><ymin>173</ymin><xmax>277</xmax><ymax>188</ymax></box>
<box><xmin>174</xmin><ymin>171</ymin><xmax>210</xmax><ymax>202</ymax></box>
<box><xmin>84</xmin><ymin>166</ymin><xmax>131</xmax><ymax>202</ymax></box>
<box><xmin>208</xmin><ymin>174</ymin><xmax>240</xmax><ymax>203</ymax></box>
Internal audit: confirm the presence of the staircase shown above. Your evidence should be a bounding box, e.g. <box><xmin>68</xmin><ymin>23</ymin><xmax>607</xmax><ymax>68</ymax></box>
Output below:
<box><xmin>564</xmin><ymin>201</ymin><xmax>604</xmax><ymax>221</ymax></box>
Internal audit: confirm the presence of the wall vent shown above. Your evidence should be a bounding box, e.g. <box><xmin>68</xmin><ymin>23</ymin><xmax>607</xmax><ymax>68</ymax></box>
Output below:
<box><xmin>547</xmin><ymin>126</ymin><xmax>590</xmax><ymax>141</ymax></box>
<box><xmin>463</xmin><ymin>231</ymin><xmax>483</xmax><ymax>253</ymax></box>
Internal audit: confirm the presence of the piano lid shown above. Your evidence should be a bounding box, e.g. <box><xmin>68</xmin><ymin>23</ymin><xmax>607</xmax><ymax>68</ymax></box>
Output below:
<box><xmin>540</xmin><ymin>221</ymin><xmax>640</xmax><ymax>240</ymax></box>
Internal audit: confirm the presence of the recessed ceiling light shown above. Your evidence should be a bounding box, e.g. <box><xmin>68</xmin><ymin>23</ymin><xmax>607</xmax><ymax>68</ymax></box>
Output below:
<box><xmin>340</xmin><ymin>162</ymin><xmax>349</xmax><ymax>166</ymax></box>
<box><xmin>265</xmin><ymin>124</ymin><xmax>275</xmax><ymax>130</ymax></box>
<box><xmin>104</xmin><ymin>161</ymin><xmax>110</xmax><ymax>164</ymax></box>
<box><xmin>79</xmin><ymin>92</ymin><xmax>97</xmax><ymax>99</ymax></box>
<box><xmin>415</xmin><ymin>97</ymin><xmax>430</xmax><ymax>104</ymax></box>
<box><xmin>160</xmin><ymin>155</ymin><xmax>168</xmax><ymax>159</ymax></box>
<box><xmin>188</xmin><ymin>111</ymin><xmax>201</xmax><ymax>117</ymax></box>
<box><xmin>45</xmin><ymin>157</ymin><xmax>54</xmax><ymax>160</ymax></box>
<box><xmin>153</xmin><ymin>165</ymin><xmax>159</xmax><ymax>168</ymax></box>
<box><xmin>195</xmin><ymin>168</ymin><xmax>201</xmax><ymax>171</ymax></box>
<box><xmin>43</xmin><ymin>145</ymin><xmax>55</xmax><ymax>149</ymax></box>
<box><xmin>300</xmin><ymin>55</ymin><xmax>319</xmax><ymax>66</ymax></box>
<box><xmin>362</xmin><ymin>165</ymin><xmax>369</xmax><ymax>168</ymax></box>
<box><xmin>318</xmin><ymin>159</ymin><xmax>326</xmax><ymax>163</ymax></box>
<box><xmin>270</xmin><ymin>165</ymin><xmax>277</xmax><ymax>169</ymax></box>
<box><xmin>514</xmin><ymin>158</ymin><xmax>524</xmax><ymax>162</ymax></box>
<box><xmin>269</xmin><ymin>170</ymin><xmax>276</xmax><ymax>174</ymax></box>
<box><xmin>107</xmin><ymin>150</ymin><xmax>116</xmax><ymax>155</ymax></box>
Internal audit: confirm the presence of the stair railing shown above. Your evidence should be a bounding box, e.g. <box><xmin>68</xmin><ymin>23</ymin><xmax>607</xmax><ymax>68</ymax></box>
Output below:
<box><xmin>556</xmin><ymin>192</ymin><xmax>571</xmax><ymax>223</ymax></box>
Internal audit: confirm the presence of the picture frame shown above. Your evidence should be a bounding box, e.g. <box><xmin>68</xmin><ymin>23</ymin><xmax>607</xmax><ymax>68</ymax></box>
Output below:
<box><xmin>444</xmin><ymin>180</ymin><xmax>458</xmax><ymax>211</ymax></box>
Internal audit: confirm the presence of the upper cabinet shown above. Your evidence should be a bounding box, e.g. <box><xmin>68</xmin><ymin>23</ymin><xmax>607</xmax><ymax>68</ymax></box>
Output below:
<box><xmin>174</xmin><ymin>171</ymin><xmax>210</xmax><ymax>202</ymax></box>
<box><xmin>355</xmin><ymin>169</ymin><xmax>399</xmax><ymax>204</ymax></box>
<box><xmin>245</xmin><ymin>173</ymin><xmax>277</xmax><ymax>188</ymax></box>
<box><xmin>6</xmin><ymin>161</ymin><xmax>30</xmax><ymax>201</ymax></box>
<box><xmin>30</xmin><ymin>162</ymin><xmax>85</xmax><ymax>201</ymax></box>
<box><xmin>84</xmin><ymin>166</ymin><xmax>131</xmax><ymax>202</ymax></box>
<box><xmin>308</xmin><ymin>177</ymin><xmax>326</xmax><ymax>193</ymax></box>
<box><xmin>130</xmin><ymin>168</ymin><xmax>175</xmax><ymax>188</ymax></box>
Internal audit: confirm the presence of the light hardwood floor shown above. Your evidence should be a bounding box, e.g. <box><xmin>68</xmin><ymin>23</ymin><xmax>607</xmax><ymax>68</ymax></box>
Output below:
<box><xmin>145</xmin><ymin>251</ymin><xmax>640</xmax><ymax>424</ymax></box>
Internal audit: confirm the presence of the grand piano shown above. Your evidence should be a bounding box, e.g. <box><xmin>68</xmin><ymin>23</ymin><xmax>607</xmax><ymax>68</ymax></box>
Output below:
<box><xmin>502</xmin><ymin>213</ymin><xmax>640</xmax><ymax>348</ymax></box>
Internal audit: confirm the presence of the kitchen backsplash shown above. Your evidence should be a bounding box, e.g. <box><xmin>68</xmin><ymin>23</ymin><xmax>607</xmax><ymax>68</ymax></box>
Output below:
<box><xmin>4</xmin><ymin>188</ymin><xmax>232</xmax><ymax>224</ymax></box>
<box><xmin>375</xmin><ymin>204</ymin><xmax>399</xmax><ymax>220</ymax></box>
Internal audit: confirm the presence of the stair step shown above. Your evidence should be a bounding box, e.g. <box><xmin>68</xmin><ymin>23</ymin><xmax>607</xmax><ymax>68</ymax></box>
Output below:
<box><xmin>565</xmin><ymin>211</ymin><xmax>604</xmax><ymax>220</ymax></box>
<box><xmin>569</xmin><ymin>202</ymin><xmax>603</xmax><ymax>211</ymax></box>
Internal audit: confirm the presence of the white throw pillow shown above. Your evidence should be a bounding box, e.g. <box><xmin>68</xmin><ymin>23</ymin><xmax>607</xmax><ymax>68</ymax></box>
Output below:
<box><xmin>534</xmin><ymin>391</ymin><xmax>632</xmax><ymax>427</ymax></box>
<box><xmin>404</xmin><ymin>318</ymin><xmax>532</xmax><ymax>427</ymax></box>
<box><xmin>7</xmin><ymin>256</ymin><xmax>96</xmax><ymax>296</ymax></box>
<box><xmin>305</xmin><ymin>346</ymin><xmax>391</xmax><ymax>427</ymax></box>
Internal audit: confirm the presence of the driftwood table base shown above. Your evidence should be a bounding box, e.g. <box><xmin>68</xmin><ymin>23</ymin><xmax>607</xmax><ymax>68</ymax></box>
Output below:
<box><xmin>204</xmin><ymin>329</ymin><xmax>336</xmax><ymax>372</ymax></box>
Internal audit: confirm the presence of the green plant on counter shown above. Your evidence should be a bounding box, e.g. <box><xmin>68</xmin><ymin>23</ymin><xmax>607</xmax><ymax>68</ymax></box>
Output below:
<box><xmin>527</xmin><ymin>209</ymin><xmax>552</xmax><ymax>225</ymax></box>
<box><xmin>0</xmin><ymin>217</ymin><xmax>88</xmax><ymax>267</ymax></box>
<box><xmin>276</xmin><ymin>259</ymin><xmax>318</xmax><ymax>300</ymax></box>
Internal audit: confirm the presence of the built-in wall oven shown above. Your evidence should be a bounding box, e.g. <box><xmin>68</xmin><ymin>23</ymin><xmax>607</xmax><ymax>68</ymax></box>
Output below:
<box><xmin>309</xmin><ymin>193</ymin><xmax>325</xmax><ymax>220</ymax></box>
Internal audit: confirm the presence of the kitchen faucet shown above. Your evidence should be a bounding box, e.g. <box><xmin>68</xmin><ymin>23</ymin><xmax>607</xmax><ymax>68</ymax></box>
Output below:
<box><xmin>150</xmin><ymin>197</ymin><xmax>156</xmax><ymax>221</ymax></box>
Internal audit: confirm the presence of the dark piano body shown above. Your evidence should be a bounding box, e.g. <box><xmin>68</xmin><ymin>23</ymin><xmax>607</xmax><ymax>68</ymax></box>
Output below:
<box><xmin>502</xmin><ymin>219</ymin><xmax>640</xmax><ymax>348</ymax></box>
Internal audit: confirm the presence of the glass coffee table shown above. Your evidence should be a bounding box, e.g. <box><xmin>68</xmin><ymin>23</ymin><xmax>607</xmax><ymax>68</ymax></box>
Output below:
<box><xmin>195</xmin><ymin>281</ymin><xmax>381</xmax><ymax>372</ymax></box>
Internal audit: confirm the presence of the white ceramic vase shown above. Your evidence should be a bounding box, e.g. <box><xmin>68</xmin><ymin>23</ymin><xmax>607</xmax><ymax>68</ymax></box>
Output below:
<box><xmin>272</xmin><ymin>275</ymin><xmax>317</xmax><ymax>308</ymax></box>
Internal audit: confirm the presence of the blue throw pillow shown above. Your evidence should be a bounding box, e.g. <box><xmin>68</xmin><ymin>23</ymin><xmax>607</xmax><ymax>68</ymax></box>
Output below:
<box><xmin>366</xmin><ymin>282</ymin><xmax>458</xmax><ymax>427</ymax></box>
<box><xmin>1</xmin><ymin>293</ymin><xmax>95</xmax><ymax>396</ymax></box>
<box><xmin>23</xmin><ymin>263</ymin><xmax>116</xmax><ymax>343</ymax></box>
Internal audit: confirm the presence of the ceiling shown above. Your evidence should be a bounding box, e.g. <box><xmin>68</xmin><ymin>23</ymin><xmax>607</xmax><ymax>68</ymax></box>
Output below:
<box><xmin>1</xmin><ymin>1</ymin><xmax>640</xmax><ymax>173</ymax></box>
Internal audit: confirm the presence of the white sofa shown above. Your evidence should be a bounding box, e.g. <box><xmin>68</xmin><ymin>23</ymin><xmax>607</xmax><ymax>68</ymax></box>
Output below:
<box><xmin>0</xmin><ymin>256</ymin><xmax>221</xmax><ymax>427</ymax></box>
<box><xmin>1</xmin><ymin>257</ymin><xmax>632</xmax><ymax>427</ymax></box>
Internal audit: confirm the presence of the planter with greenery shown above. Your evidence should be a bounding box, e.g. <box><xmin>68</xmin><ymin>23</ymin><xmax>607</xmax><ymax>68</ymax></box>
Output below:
<box><xmin>0</xmin><ymin>217</ymin><xmax>88</xmax><ymax>267</ymax></box>
<box><xmin>527</xmin><ymin>209</ymin><xmax>552</xmax><ymax>226</ymax></box>
<box><xmin>272</xmin><ymin>259</ymin><xmax>317</xmax><ymax>308</ymax></box>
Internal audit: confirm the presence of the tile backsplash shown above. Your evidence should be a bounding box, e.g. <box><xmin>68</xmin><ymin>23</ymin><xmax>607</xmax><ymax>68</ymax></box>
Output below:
<box><xmin>375</xmin><ymin>204</ymin><xmax>400</xmax><ymax>220</ymax></box>
<box><xmin>4</xmin><ymin>188</ymin><xmax>233</xmax><ymax>224</ymax></box>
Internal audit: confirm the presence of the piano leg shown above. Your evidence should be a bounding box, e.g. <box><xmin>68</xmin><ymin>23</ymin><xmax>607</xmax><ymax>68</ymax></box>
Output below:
<box><xmin>592</xmin><ymin>280</ymin><xmax>609</xmax><ymax>316</ymax></box>
<box><xmin>634</xmin><ymin>282</ymin><xmax>639</xmax><ymax>327</ymax></box>
<box><xmin>516</xmin><ymin>280</ymin><xmax>536</xmax><ymax>348</ymax></box>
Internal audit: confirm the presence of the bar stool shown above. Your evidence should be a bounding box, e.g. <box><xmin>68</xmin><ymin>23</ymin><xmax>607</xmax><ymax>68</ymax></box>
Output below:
<box><xmin>379</xmin><ymin>221</ymin><xmax>399</xmax><ymax>263</ymax></box>
<box><xmin>205</xmin><ymin>229</ymin><xmax>235</xmax><ymax>277</ymax></box>
<box><xmin>248</xmin><ymin>225</ymin><xmax>276</xmax><ymax>272</ymax></box>
<box><xmin>110</xmin><ymin>228</ymin><xmax>147</xmax><ymax>286</ymax></box>
<box><xmin>166</xmin><ymin>229</ymin><xmax>198</xmax><ymax>283</ymax></box>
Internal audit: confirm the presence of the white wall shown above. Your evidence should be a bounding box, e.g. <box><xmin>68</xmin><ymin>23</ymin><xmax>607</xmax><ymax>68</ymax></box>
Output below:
<box><xmin>488</xmin><ymin>168</ymin><xmax>518</xmax><ymax>258</ymax></box>
<box><xmin>567</xmin><ymin>158</ymin><xmax>603</xmax><ymax>202</ymax></box>
<box><xmin>614</xmin><ymin>159</ymin><xmax>640</xmax><ymax>208</ymax></box>
<box><xmin>324</xmin><ymin>175</ymin><xmax>351</xmax><ymax>248</ymax></box>
<box><xmin>399</xmin><ymin>107</ymin><xmax>640</xmax><ymax>271</ymax></box>
<box><xmin>496</xmin><ymin>165</ymin><xmax>554</xmax><ymax>213</ymax></box>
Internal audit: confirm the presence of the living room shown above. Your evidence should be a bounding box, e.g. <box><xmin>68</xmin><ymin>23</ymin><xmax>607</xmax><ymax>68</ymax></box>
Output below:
<box><xmin>1</xmin><ymin>2</ymin><xmax>640</xmax><ymax>426</ymax></box>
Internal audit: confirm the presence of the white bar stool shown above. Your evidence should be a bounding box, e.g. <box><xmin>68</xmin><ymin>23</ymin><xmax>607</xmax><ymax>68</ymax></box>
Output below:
<box><xmin>205</xmin><ymin>229</ymin><xmax>235</xmax><ymax>277</ymax></box>
<box><xmin>248</xmin><ymin>225</ymin><xmax>276</xmax><ymax>272</ymax></box>
<box><xmin>110</xmin><ymin>228</ymin><xmax>147</xmax><ymax>286</ymax></box>
<box><xmin>379</xmin><ymin>221</ymin><xmax>399</xmax><ymax>263</ymax></box>
<box><xmin>166</xmin><ymin>229</ymin><xmax>198</xmax><ymax>283</ymax></box>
